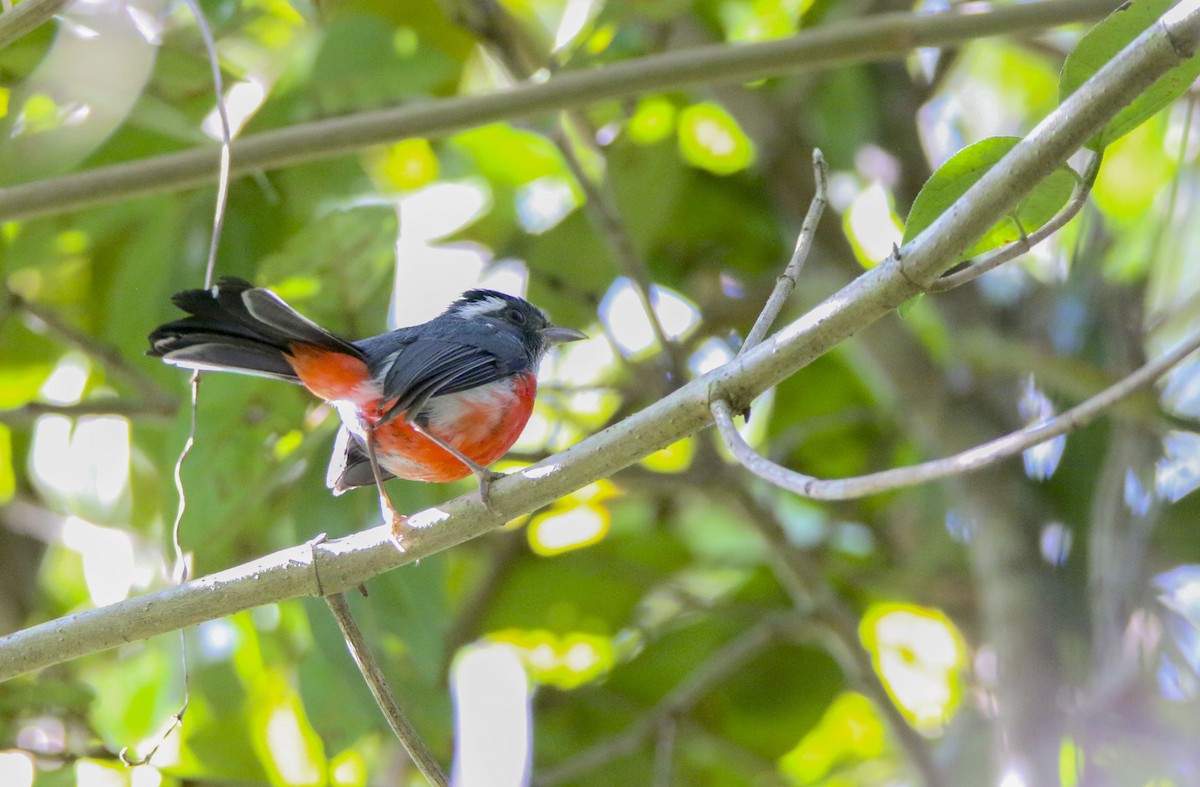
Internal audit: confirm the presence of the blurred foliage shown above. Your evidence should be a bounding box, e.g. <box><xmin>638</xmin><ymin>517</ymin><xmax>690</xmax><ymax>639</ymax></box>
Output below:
<box><xmin>2</xmin><ymin>0</ymin><xmax>1200</xmax><ymax>785</ymax></box>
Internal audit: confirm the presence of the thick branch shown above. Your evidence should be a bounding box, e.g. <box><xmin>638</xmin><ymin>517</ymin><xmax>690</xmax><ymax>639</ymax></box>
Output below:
<box><xmin>929</xmin><ymin>152</ymin><xmax>1102</xmax><ymax>292</ymax></box>
<box><xmin>0</xmin><ymin>0</ymin><xmax>67</xmax><ymax>50</ymax></box>
<box><xmin>0</xmin><ymin>2</ymin><xmax>1195</xmax><ymax>681</ymax></box>
<box><xmin>0</xmin><ymin>0</ymin><xmax>1122</xmax><ymax>222</ymax></box>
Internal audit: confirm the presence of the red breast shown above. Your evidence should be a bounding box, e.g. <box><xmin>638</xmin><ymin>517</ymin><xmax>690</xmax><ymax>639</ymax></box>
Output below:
<box><xmin>288</xmin><ymin>341</ymin><xmax>536</xmax><ymax>483</ymax></box>
<box><xmin>366</xmin><ymin>372</ymin><xmax>537</xmax><ymax>483</ymax></box>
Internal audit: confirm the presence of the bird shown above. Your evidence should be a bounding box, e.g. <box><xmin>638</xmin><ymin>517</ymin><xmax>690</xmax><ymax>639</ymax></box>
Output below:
<box><xmin>147</xmin><ymin>276</ymin><xmax>586</xmax><ymax>544</ymax></box>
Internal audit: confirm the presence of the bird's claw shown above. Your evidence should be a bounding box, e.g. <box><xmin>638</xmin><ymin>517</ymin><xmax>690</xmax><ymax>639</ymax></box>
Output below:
<box><xmin>389</xmin><ymin>511</ymin><xmax>410</xmax><ymax>554</ymax></box>
<box><xmin>476</xmin><ymin>469</ymin><xmax>505</xmax><ymax>516</ymax></box>
<box><xmin>379</xmin><ymin>493</ymin><xmax>409</xmax><ymax>553</ymax></box>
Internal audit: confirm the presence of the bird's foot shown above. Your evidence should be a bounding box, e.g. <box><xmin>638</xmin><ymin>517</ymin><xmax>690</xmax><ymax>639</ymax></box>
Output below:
<box><xmin>475</xmin><ymin>469</ymin><xmax>506</xmax><ymax>516</ymax></box>
<box><xmin>380</xmin><ymin>495</ymin><xmax>411</xmax><ymax>554</ymax></box>
<box><xmin>389</xmin><ymin>511</ymin><xmax>411</xmax><ymax>553</ymax></box>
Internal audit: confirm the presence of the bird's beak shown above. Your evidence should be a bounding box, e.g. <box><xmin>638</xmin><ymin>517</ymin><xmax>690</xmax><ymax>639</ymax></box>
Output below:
<box><xmin>541</xmin><ymin>325</ymin><xmax>588</xmax><ymax>345</ymax></box>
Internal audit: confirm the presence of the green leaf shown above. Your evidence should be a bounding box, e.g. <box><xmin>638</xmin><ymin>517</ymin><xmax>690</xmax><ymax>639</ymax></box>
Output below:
<box><xmin>627</xmin><ymin>96</ymin><xmax>677</xmax><ymax>145</ymax></box>
<box><xmin>453</xmin><ymin>124</ymin><xmax>568</xmax><ymax>187</ymax></box>
<box><xmin>902</xmin><ymin>136</ymin><xmax>1075</xmax><ymax>258</ymax></box>
<box><xmin>0</xmin><ymin>424</ymin><xmax>14</xmax><ymax>505</ymax></box>
<box><xmin>677</xmin><ymin>102</ymin><xmax>756</xmax><ymax>175</ymax></box>
<box><xmin>1060</xmin><ymin>0</ymin><xmax>1200</xmax><ymax>150</ymax></box>
<box><xmin>0</xmin><ymin>319</ymin><xmax>57</xmax><ymax>410</ymax></box>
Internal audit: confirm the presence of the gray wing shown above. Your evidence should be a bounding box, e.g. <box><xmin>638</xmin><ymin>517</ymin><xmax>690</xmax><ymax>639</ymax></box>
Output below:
<box><xmin>362</xmin><ymin>325</ymin><xmax>527</xmax><ymax>423</ymax></box>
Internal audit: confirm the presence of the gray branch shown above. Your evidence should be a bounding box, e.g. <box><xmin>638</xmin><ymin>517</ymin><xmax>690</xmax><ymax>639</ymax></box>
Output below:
<box><xmin>1</xmin><ymin>0</ymin><xmax>1196</xmax><ymax>684</ymax></box>
<box><xmin>711</xmin><ymin>323</ymin><xmax>1200</xmax><ymax>498</ymax></box>
<box><xmin>325</xmin><ymin>593</ymin><xmax>449</xmax><ymax>786</ymax></box>
<box><xmin>740</xmin><ymin>149</ymin><xmax>828</xmax><ymax>355</ymax></box>
<box><xmin>0</xmin><ymin>0</ymin><xmax>1122</xmax><ymax>222</ymax></box>
<box><xmin>0</xmin><ymin>0</ymin><xmax>68</xmax><ymax>50</ymax></box>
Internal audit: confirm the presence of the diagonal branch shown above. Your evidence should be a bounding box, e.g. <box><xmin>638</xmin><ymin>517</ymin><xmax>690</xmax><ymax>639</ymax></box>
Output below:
<box><xmin>740</xmin><ymin>149</ymin><xmax>829</xmax><ymax>355</ymax></box>
<box><xmin>0</xmin><ymin>2</ymin><xmax>1196</xmax><ymax>681</ymax></box>
<box><xmin>9</xmin><ymin>290</ymin><xmax>177</xmax><ymax>414</ymax></box>
<box><xmin>0</xmin><ymin>0</ymin><xmax>67</xmax><ymax>50</ymax></box>
<box><xmin>0</xmin><ymin>0</ymin><xmax>1123</xmax><ymax>222</ymax></box>
<box><xmin>457</xmin><ymin>0</ymin><xmax>689</xmax><ymax>376</ymax></box>
<box><xmin>711</xmin><ymin>323</ymin><xmax>1200</xmax><ymax>499</ymax></box>
<box><xmin>325</xmin><ymin>593</ymin><xmax>449</xmax><ymax>786</ymax></box>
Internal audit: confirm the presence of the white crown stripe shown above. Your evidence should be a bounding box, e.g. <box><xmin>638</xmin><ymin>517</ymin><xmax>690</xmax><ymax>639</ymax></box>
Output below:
<box><xmin>452</xmin><ymin>295</ymin><xmax>512</xmax><ymax>320</ymax></box>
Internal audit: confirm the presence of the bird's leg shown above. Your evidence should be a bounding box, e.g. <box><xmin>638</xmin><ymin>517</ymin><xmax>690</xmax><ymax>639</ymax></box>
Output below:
<box><xmin>408</xmin><ymin>420</ymin><xmax>504</xmax><ymax>515</ymax></box>
<box><xmin>361</xmin><ymin>421</ymin><xmax>409</xmax><ymax>552</ymax></box>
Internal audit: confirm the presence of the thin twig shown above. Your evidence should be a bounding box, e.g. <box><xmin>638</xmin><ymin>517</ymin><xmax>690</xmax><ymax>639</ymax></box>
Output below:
<box><xmin>0</xmin><ymin>400</ymin><xmax>175</xmax><ymax>424</ymax></box>
<box><xmin>711</xmin><ymin>325</ymin><xmax>1200</xmax><ymax>500</ymax></box>
<box><xmin>118</xmin><ymin>698</ymin><xmax>188</xmax><ymax>766</ymax></box>
<box><xmin>928</xmin><ymin>151</ymin><xmax>1102</xmax><ymax>293</ymax></box>
<box><xmin>535</xmin><ymin>619</ymin><xmax>779</xmax><ymax>785</ymax></box>
<box><xmin>460</xmin><ymin>0</ymin><xmax>687</xmax><ymax>377</ymax></box>
<box><xmin>187</xmin><ymin>0</ymin><xmax>232</xmax><ymax>291</ymax></box>
<box><xmin>652</xmin><ymin>717</ymin><xmax>677</xmax><ymax>787</ymax></box>
<box><xmin>955</xmin><ymin>331</ymin><xmax>1186</xmax><ymax>432</ymax></box>
<box><xmin>10</xmin><ymin>290</ymin><xmax>176</xmax><ymax>412</ymax></box>
<box><xmin>325</xmin><ymin>593</ymin><xmax>450</xmax><ymax>787</ymax></box>
<box><xmin>740</xmin><ymin>149</ymin><xmax>828</xmax><ymax>355</ymax></box>
<box><xmin>0</xmin><ymin>0</ymin><xmax>1124</xmax><ymax>223</ymax></box>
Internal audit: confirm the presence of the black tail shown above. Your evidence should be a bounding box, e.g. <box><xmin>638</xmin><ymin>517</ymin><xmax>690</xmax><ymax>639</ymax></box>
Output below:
<box><xmin>147</xmin><ymin>277</ymin><xmax>362</xmax><ymax>382</ymax></box>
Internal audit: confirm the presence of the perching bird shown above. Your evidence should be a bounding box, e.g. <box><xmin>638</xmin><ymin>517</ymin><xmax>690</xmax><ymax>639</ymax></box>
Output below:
<box><xmin>147</xmin><ymin>277</ymin><xmax>585</xmax><ymax>542</ymax></box>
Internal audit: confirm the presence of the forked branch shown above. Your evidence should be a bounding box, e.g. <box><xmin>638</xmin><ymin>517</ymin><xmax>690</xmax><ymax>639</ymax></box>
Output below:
<box><xmin>712</xmin><ymin>325</ymin><xmax>1200</xmax><ymax>499</ymax></box>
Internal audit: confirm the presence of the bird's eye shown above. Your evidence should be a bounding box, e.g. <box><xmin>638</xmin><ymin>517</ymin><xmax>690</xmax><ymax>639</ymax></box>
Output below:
<box><xmin>506</xmin><ymin>308</ymin><xmax>526</xmax><ymax>325</ymax></box>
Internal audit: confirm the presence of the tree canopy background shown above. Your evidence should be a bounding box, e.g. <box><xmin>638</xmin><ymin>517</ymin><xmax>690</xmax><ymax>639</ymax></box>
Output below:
<box><xmin>2</xmin><ymin>0</ymin><xmax>1200</xmax><ymax>785</ymax></box>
